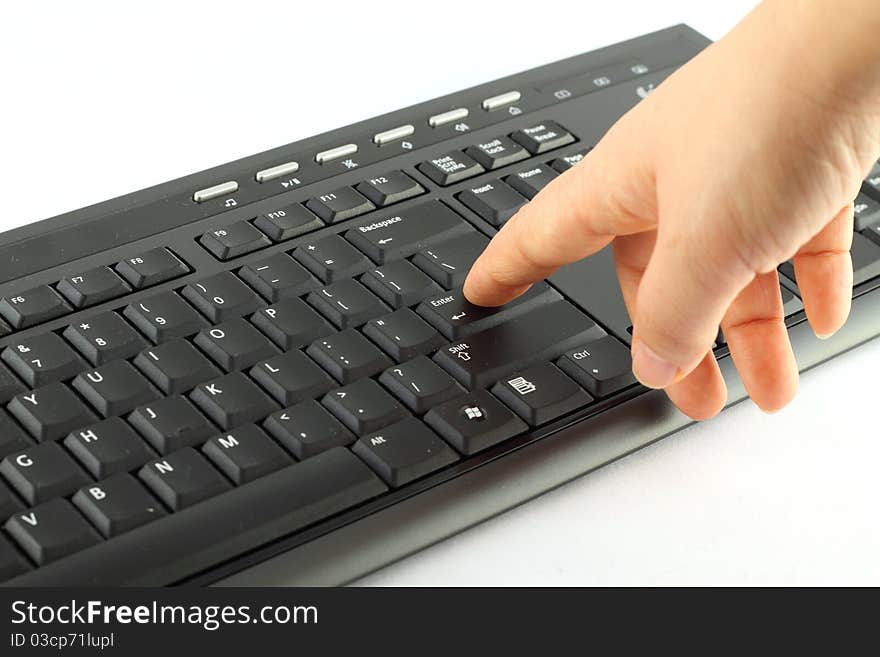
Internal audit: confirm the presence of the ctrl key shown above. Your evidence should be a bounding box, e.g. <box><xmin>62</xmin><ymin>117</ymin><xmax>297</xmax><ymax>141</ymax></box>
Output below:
<box><xmin>424</xmin><ymin>390</ymin><xmax>527</xmax><ymax>455</ymax></box>
<box><xmin>556</xmin><ymin>335</ymin><xmax>637</xmax><ymax>398</ymax></box>
<box><xmin>4</xmin><ymin>498</ymin><xmax>102</xmax><ymax>566</ymax></box>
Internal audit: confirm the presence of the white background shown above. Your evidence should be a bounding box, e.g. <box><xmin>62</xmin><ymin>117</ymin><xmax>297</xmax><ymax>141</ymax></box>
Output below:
<box><xmin>2</xmin><ymin>1</ymin><xmax>878</xmax><ymax>585</ymax></box>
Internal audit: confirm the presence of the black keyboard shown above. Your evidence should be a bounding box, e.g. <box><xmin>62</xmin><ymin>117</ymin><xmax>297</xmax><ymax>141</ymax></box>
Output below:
<box><xmin>1</xmin><ymin>25</ymin><xmax>879</xmax><ymax>586</ymax></box>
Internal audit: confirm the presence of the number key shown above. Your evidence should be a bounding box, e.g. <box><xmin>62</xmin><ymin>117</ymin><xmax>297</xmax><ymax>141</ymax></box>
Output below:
<box><xmin>124</xmin><ymin>291</ymin><xmax>208</xmax><ymax>342</ymax></box>
<box><xmin>63</xmin><ymin>311</ymin><xmax>148</xmax><ymax>365</ymax></box>
<box><xmin>182</xmin><ymin>271</ymin><xmax>263</xmax><ymax>323</ymax></box>
<box><xmin>2</xmin><ymin>332</ymin><xmax>89</xmax><ymax>387</ymax></box>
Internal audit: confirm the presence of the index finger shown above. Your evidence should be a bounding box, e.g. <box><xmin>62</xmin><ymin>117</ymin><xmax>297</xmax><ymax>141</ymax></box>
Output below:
<box><xmin>462</xmin><ymin>127</ymin><xmax>656</xmax><ymax>307</ymax></box>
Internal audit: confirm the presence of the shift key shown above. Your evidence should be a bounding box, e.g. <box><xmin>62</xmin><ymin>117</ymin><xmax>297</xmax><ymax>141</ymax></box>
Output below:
<box><xmin>434</xmin><ymin>301</ymin><xmax>606</xmax><ymax>389</ymax></box>
<box><xmin>345</xmin><ymin>200</ymin><xmax>469</xmax><ymax>263</ymax></box>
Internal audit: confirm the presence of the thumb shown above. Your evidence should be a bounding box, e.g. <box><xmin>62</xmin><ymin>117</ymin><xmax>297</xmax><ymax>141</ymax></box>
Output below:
<box><xmin>629</xmin><ymin>218</ymin><xmax>754</xmax><ymax>389</ymax></box>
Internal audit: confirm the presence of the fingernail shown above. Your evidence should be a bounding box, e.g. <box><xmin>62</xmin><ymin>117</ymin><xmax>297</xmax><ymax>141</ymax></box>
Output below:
<box><xmin>815</xmin><ymin>331</ymin><xmax>835</xmax><ymax>340</ymax></box>
<box><xmin>632</xmin><ymin>340</ymin><xmax>679</xmax><ymax>389</ymax></box>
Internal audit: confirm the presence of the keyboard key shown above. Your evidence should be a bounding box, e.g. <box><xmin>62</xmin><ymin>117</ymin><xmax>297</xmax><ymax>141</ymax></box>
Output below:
<box><xmin>0</xmin><ymin>361</ymin><xmax>26</xmax><ymax>404</ymax></box>
<box><xmin>355</xmin><ymin>171</ymin><xmax>424</xmax><ymax>206</ymax></box>
<box><xmin>481</xmin><ymin>90</ymin><xmax>521</xmax><ymax>110</ymax></box>
<box><xmin>549</xmin><ymin>148</ymin><xmax>590</xmax><ymax>172</ymax></box>
<box><xmin>353</xmin><ymin>417</ymin><xmax>458</xmax><ymax>487</ymax></box>
<box><xmin>864</xmin><ymin>223</ymin><xmax>880</xmax><ymax>247</ymax></box>
<box><xmin>139</xmin><ymin>448</ymin><xmax>231</xmax><ymax>511</ymax></box>
<box><xmin>263</xmin><ymin>400</ymin><xmax>355</xmax><ymax>459</ymax></box>
<box><xmin>115</xmin><ymin>248</ymin><xmax>188</xmax><ymax>288</ymax></box>
<box><xmin>133</xmin><ymin>339</ymin><xmax>221</xmax><ymax>394</ymax></box>
<box><xmin>428</xmin><ymin>107</ymin><xmax>468</xmax><ymax>127</ymax></box>
<box><xmin>373</xmin><ymin>124</ymin><xmax>415</xmax><ymax>146</ymax></box>
<box><xmin>416</xmin><ymin>283</ymin><xmax>562</xmax><ymax>339</ymax></box>
<box><xmin>72</xmin><ymin>361</ymin><xmax>160</xmax><ymax>417</ymax></box>
<box><xmin>250</xmin><ymin>350</ymin><xmax>336</xmax><ymax>406</ymax></box>
<box><xmin>5</xmin><ymin>499</ymin><xmax>101</xmax><ymax>565</ymax></box>
<box><xmin>182</xmin><ymin>271</ymin><xmax>263</xmax><ymax>323</ymax></box>
<box><xmin>492</xmin><ymin>362</ymin><xmax>592</xmax><ymax>425</ymax></box>
<box><xmin>202</xmin><ymin>424</ymin><xmax>291</xmax><ymax>485</ymax></box>
<box><xmin>505</xmin><ymin>164</ymin><xmax>559</xmax><ymax>199</ymax></box>
<box><xmin>0</xmin><ymin>477</ymin><xmax>25</xmax><ymax>520</ymax></box>
<box><xmin>418</xmin><ymin>150</ymin><xmax>485</xmax><ymax>186</ymax></box>
<box><xmin>464</xmin><ymin>136</ymin><xmax>529</xmax><ymax>170</ymax></box>
<box><xmin>129</xmin><ymin>396</ymin><xmax>216</xmax><ymax>454</ymax></box>
<box><xmin>194</xmin><ymin>318</ymin><xmax>278</xmax><ymax>371</ymax></box>
<box><xmin>0</xmin><ymin>534</ymin><xmax>30</xmax><ymax>580</ymax></box>
<box><xmin>557</xmin><ymin>335</ymin><xmax>638</xmax><ymax>397</ymax></box>
<box><xmin>852</xmin><ymin>232</ymin><xmax>880</xmax><ymax>285</ymax></box>
<box><xmin>315</xmin><ymin>143</ymin><xmax>357</xmax><ymax>164</ymax></box>
<box><xmin>8</xmin><ymin>382</ymin><xmax>98</xmax><ymax>442</ymax></box>
<box><xmin>434</xmin><ymin>301</ymin><xmax>607</xmax><ymax>388</ymax></box>
<box><xmin>253</xmin><ymin>204</ymin><xmax>323</xmax><ymax>242</ymax></box>
<box><xmin>251</xmin><ymin>297</ymin><xmax>334</xmax><ymax>350</ymax></box>
<box><xmin>510</xmin><ymin>121</ymin><xmax>575</xmax><ymax>154</ymax></box>
<box><xmin>306</xmin><ymin>329</ymin><xmax>393</xmax><ymax>384</ymax></box>
<box><xmin>0</xmin><ymin>442</ymin><xmax>91</xmax><ymax>505</ymax></box>
<box><xmin>424</xmin><ymin>389</ymin><xmax>527</xmax><ymax>455</ymax></box>
<box><xmin>0</xmin><ymin>285</ymin><xmax>70</xmax><ymax>329</ymax></box>
<box><xmin>72</xmin><ymin>474</ymin><xmax>166</xmax><ymax>538</ymax></box>
<box><xmin>307</xmin><ymin>279</ymin><xmax>390</xmax><ymax>328</ymax></box>
<box><xmin>2</xmin><ymin>332</ymin><xmax>88</xmax><ymax>387</ymax></box>
<box><xmin>255</xmin><ymin>161</ymin><xmax>299</xmax><ymax>183</ymax></box>
<box><xmin>361</xmin><ymin>260</ymin><xmax>443</xmax><ymax>308</ymax></box>
<box><xmin>306</xmin><ymin>186</ymin><xmax>375</xmax><ymax>223</ymax></box>
<box><xmin>193</xmin><ymin>180</ymin><xmax>238</xmax><ymax>202</ymax></box>
<box><xmin>239</xmin><ymin>252</ymin><xmax>317</xmax><ymax>302</ymax></box>
<box><xmin>124</xmin><ymin>291</ymin><xmax>208</xmax><ymax>342</ymax></box>
<box><xmin>345</xmin><ymin>199</ymin><xmax>471</xmax><ymax>263</ymax></box>
<box><xmin>0</xmin><ymin>410</ymin><xmax>32</xmax><ymax>460</ymax></box>
<box><xmin>56</xmin><ymin>266</ymin><xmax>130</xmax><ymax>308</ymax></box>
<box><xmin>363</xmin><ymin>309</ymin><xmax>445</xmax><ymax>361</ymax></box>
<box><xmin>190</xmin><ymin>372</ymin><xmax>279</xmax><ymax>430</ymax></box>
<box><xmin>64</xmin><ymin>418</ymin><xmax>156</xmax><ymax>479</ymax></box>
<box><xmin>63</xmin><ymin>311</ymin><xmax>149</xmax><ymax>365</ymax></box>
<box><xmin>854</xmin><ymin>193</ymin><xmax>880</xmax><ymax>231</ymax></box>
<box><xmin>412</xmin><ymin>231</ymin><xmax>490</xmax><ymax>288</ymax></box>
<box><xmin>457</xmin><ymin>179</ymin><xmax>527</xmax><ymax>226</ymax></box>
<box><xmin>293</xmin><ymin>234</ymin><xmax>372</xmax><ymax>283</ymax></box>
<box><xmin>322</xmin><ymin>378</ymin><xmax>409</xmax><ymax>435</ymax></box>
<box><xmin>200</xmin><ymin>221</ymin><xmax>271</xmax><ymax>260</ymax></box>
<box><xmin>378</xmin><ymin>356</ymin><xmax>465</xmax><ymax>413</ymax></box>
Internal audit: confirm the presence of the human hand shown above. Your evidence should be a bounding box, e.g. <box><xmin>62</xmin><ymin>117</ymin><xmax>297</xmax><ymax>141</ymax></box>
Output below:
<box><xmin>463</xmin><ymin>0</ymin><xmax>880</xmax><ymax>419</ymax></box>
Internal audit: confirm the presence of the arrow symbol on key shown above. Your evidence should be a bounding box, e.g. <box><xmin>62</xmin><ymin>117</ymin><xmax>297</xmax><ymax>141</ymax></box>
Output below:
<box><xmin>451</xmin><ymin>312</ymin><xmax>466</xmax><ymax>320</ymax></box>
<box><xmin>280</xmin><ymin>413</ymin><xmax>290</xmax><ymax>421</ymax></box>
<box><xmin>378</xmin><ymin>238</ymin><xmax>393</xmax><ymax>245</ymax></box>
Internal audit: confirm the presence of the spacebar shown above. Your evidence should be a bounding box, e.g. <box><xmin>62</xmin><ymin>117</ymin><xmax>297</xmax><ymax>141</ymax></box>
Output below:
<box><xmin>4</xmin><ymin>448</ymin><xmax>387</xmax><ymax>586</ymax></box>
<box><xmin>434</xmin><ymin>301</ymin><xmax>606</xmax><ymax>388</ymax></box>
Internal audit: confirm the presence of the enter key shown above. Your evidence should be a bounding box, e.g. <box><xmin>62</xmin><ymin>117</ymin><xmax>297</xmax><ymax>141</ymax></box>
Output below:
<box><xmin>416</xmin><ymin>283</ymin><xmax>562</xmax><ymax>339</ymax></box>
